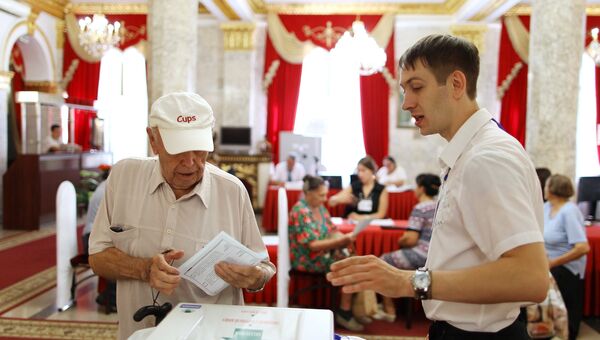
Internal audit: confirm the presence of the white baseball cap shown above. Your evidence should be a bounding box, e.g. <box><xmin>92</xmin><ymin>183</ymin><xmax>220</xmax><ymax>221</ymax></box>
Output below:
<box><xmin>149</xmin><ymin>92</ymin><xmax>215</xmax><ymax>154</ymax></box>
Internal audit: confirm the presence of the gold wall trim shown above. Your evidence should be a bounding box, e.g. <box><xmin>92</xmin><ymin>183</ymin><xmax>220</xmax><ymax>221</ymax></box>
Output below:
<box><xmin>469</xmin><ymin>0</ymin><xmax>508</xmax><ymax>21</ymax></box>
<box><xmin>266</xmin><ymin>0</ymin><xmax>466</xmax><ymax>15</ymax></box>
<box><xmin>24</xmin><ymin>80</ymin><xmax>59</xmax><ymax>93</ymax></box>
<box><xmin>26</xmin><ymin>11</ymin><xmax>39</xmax><ymax>36</ymax></box>
<box><xmin>247</xmin><ymin>0</ymin><xmax>267</xmax><ymax>15</ymax></box>
<box><xmin>221</xmin><ymin>22</ymin><xmax>255</xmax><ymax>50</ymax></box>
<box><xmin>20</xmin><ymin>0</ymin><xmax>68</xmax><ymax>19</ymax></box>
<box><xmin>450</xmin><ymin>24</ymin><xmax>487</xmax><ymax>54</ymax></box>
<box><xmin>0</xmin><ymin>71</ymin><xmax>15</xmax><ymax>90</ymax></box>
<box><xmin>214</xmin><ymin>0</ymin><xmax>241</xmax><ymax>20</ymax></box>
<box><xmin>199</xmin><ymin>3</ymin><xmax>210</xmax><ymax>14</ymax></box>
<box><xmin>55</xmin><ymin>19</ymin><xmax>64</xmax><ymax>49</ymax></box>
<box><xmin>66</xmin><ymin>2</ymin><xmax>148</xmax><ymax>15</ymax></box>
<box><xmin>506</xmin><ymin>4</ymin><xmax>600</xmax><ymax>16</ymax></box>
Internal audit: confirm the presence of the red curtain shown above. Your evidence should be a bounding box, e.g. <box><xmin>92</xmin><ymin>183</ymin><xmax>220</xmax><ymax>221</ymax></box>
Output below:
<box><xmin>9</xmin><ymin>44</ymin><xmax>25</xmax><ymax>137</ymax></box>
<box><xmin>498</xmin><ymin>16</ymin><xmax>530</xmax><ymax>146</ymax></box>
<box><xmin>360</xmin><ymin>32</ymin><xmax>393</xmax><ymax>166</ymax></box>
<box><xmin>64</xmin><ymin>14</ymin><xmax>146</xmax><ymax>149</ymax></box>
<box><xmin>265</xmin><ymin>15</ymin><xmax>391</xmax><ymax>164</ymax></box>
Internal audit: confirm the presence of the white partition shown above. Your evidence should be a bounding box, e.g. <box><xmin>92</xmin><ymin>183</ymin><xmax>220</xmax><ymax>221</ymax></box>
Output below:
<box><xmin>56</xmin><ymin>181</ymin><xmax>78</xmax><ymax>311</ymax></box>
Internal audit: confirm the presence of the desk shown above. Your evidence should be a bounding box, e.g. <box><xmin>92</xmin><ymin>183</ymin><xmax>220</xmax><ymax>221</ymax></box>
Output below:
<box><xmin>247</xmin><ymin>224</ymin><xmax>600</xmax><ymax>315</ymax></box>
<box><xmin>245</xmin><ymin>221</ymin><xmax>407</xmax><ymax>305</ymax></box>
<box><xmin>261</xmin><ymin>188</ymin><xmax>417</xmax><ymax>232</ymax></box>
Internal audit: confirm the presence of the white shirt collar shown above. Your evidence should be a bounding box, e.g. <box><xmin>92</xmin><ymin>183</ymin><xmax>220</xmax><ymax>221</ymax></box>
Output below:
<box><xmin>438</xmin><ymin>108</ymin><xmax>493</xmax><ymax>170</ymax></box>
<box><xmin>148</xmin><ymin>159</ymin><xmax>211</xmax><ymax>207</ymax></box>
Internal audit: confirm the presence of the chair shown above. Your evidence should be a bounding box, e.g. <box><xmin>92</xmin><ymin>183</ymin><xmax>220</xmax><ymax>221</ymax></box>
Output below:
<box><xmin>69</xmin><ymin>253</ymin><xmax>113</xmax><ymax>314</ymax></box>
<box><xmin>276</xmin><ymin>187</ymin><xmax>337</xmax><ymax>309</ymax></box>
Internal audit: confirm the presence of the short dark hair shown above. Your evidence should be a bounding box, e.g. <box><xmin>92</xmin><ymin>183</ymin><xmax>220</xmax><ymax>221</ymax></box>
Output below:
<box><xmin>302</xmin><ymin>175</ymin><xmax>325</xmax><ymax>193</ymax></box>
<box><xmin>358</xmin><ymin>156</ymin><xmax>377</xmax><ymax>173</ymax></box>
<box><xmin>535</xmin><ymin>168</ymin><xmax>551</xmax><ymax>197</ymax></box>
<box><xmin>416</xmin><ymin>173</ymin><xmax>441</xmax><ymax>197</ymax></box>
<box><xmin>399</xmin><ymin>34</ymin><xmax>480</xmax><ymax>100</ymax></box>
<box><xmin>51</xmin><ymin>124</ymin><xmax>61</xmax><ymax>132</ymax></box>
<box><xmin>384</xmin><ymin>156</ymin><xmax>396</xmax><ymax>165</ymax></box>
<box><xmin>547</xmin><ymin>174</ymin><xmax>574</xmax><ymax>199</ymax></box>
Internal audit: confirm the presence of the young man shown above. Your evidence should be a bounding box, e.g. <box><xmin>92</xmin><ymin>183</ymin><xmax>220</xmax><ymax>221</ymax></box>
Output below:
<box><xmin>327</xmin><ymin>34</ymin><xmax>549</xmax><ymax>339</ymax></box>
<box><xmin>89</xmin><ymin>92</ymin><xmax>275</xmax><ymax>339</ymax></box>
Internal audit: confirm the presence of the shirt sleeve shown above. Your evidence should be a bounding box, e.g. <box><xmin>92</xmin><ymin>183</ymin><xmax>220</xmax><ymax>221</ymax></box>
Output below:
<box><xmin>458</xmin><ymin>152</ymin><xmax>544</xmax><ymax>260</ymax></box>
<box><xmin>88</xmin><ymin>166</ymin><xmax>118</xmax><ymax>255</ymax></box>
<box><xmin>563</xmin><ymin>204</ymin><xmax>588</xmax><ymax>245</ymax></box>
<box><xmin>289</xmin><ymin>206</ymin><xmax>319</xmax><ymax>244</ymax></box>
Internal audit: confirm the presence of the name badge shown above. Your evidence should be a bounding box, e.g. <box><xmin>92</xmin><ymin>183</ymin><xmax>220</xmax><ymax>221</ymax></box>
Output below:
<box><xmin>357</xmin><ymin>199</ymin><xmax>373</xmax><ymax>212</ymax></box>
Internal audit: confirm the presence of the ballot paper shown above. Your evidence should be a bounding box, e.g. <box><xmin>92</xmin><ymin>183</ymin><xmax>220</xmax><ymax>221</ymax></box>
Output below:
<box><xmin>351</xmin><ymin>218</ymin><xmax>373</xmax><ymax>236</ymax></box>
<box><xmin>179</xmin><ymin>231</ymin><xmax>267</xmax><ymax>296</ymax></box>
<box><xmin>369</xmin><ymin>218</ymin><xmax>395</xmax><ymax>226</ymax></box>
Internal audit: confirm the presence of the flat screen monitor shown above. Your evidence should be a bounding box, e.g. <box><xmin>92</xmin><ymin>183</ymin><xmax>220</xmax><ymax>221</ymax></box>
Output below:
<box><xmin>577</xmin><ymin>176</ymin><xmax>600</xmax><ymax>221</ymax></box>
<box><xmin>321</xmin><ymin>175</ymin><xmax>342</xmax><ymax>190</ymax></box>
<box><xmin>220</xmin><ymin>126</ymin><xmax>251</xmax><ymax>153</ymax></box>
<box><xmin>350</xmin><ymin>174</ymin><xmax>359</xmax><ymax>185</ymax></box>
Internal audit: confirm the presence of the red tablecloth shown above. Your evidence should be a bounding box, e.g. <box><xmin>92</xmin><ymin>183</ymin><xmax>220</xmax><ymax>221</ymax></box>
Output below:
<box><xmin>261</xmin><ymin>187</ymin><xmax>343</xmax><ymax>232</ymax></box>
<box><xmin>262</xmin><ymin>188</ymin><xmax>416</xmax><ymax>232</ymax></box>
<box><xmin>247</xmin><ymin>223</ymin><xmax>600</xmax><ymax>316</ymax></box>
<box><xmin>245</xmin><ymin>221</ymin><xmax>407</xmax><ymax>305</ymax></box>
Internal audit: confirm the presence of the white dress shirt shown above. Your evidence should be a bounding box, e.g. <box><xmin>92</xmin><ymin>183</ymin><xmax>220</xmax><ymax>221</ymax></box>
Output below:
<box><xmin>271</xmin><ymin>161</ymin><xmax>306</xmax><ymax>183</ymax></box>
<box><xmin>44</xmin><ymin>135</ymin><xmax>61</xmax><ymax>152</ymax></box>
<box><xmin>89</xmin><ymin>159</ymin><xmax>274</xmax><ymax>339</ymax></box>
<box><xmin>376</xmin><ymin>165</ymin><xmax>407</xmax><ymax>187</ymax></box>
<box><xmin>423</xmin><ymin>109</ymin><xmax>544</xmax><ymax>332</ymax></box>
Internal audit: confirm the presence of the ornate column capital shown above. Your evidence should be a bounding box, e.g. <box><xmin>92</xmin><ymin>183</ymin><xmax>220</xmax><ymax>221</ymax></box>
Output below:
<box><xmin>450</xmin><ymin>24</ymin><xmax>487</xmax><ymax>54</ymax></box>
<box><xmin>220</xmin><ymin>22</ymin><xmax>256</xmax><ymax>51</ymax></box>
<box><xmin>27</xmin><ymin>10</ymin><xmax>40</xmax><ymax>35</ymax></box>
<box><xmin>0</xmin><ymin>71</ymin><xmax>15</xmax><ymax>90</ymax></box>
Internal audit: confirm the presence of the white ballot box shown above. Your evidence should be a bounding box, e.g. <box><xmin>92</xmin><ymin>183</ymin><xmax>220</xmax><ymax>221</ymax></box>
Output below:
<box><xmin>129</xmin><ymin>303</ymin><xmax>334</xmax><ymax>340</ymax></box>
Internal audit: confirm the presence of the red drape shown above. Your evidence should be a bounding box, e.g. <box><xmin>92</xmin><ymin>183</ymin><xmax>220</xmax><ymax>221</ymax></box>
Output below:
<box><xmin>9</xmin><ymin>44</ymin><xmax>25</xmax><ymax>137</ymax></box>
<box><xmin>498</xmin><ymin>16</ymin><xmax>530</xmax><ymax>146</ymax></box>
<box><xmin>265</xmin><ymin>15</ymin><xmax>391</xmax><ymax>164</ymax></box>
<box><xmin>63</xmin><ymin>14</ymin><xmax>146</xmax><ymax>149</ymax></box>
<box><xmin>360</xmin><ymin>32</ymin><xmax>393</xmax><ymax>166</ymax></box>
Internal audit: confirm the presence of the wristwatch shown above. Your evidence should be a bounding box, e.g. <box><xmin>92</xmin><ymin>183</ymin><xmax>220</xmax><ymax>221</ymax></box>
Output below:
<box><xmin>411</xmin><ymin>267</ymin><xmax>432</xmax><ymax>300</ymax></box>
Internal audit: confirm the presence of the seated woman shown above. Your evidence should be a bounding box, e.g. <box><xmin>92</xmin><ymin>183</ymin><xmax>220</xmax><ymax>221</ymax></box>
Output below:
<box><xmin>544</xmin><ymin>174</ymin><xmax>590</xmax><ymax>340</ymax></box>
<box><xmin>375</xmin><ymin>173</ymin><xmax>440</xmax><ymax>322</ymax></box>
<box><xmin>288</xmin><ymin>175</ymin><xmax>363</xmax><ymax>332</ymax></box>
<box><xmin>329</xmin><ymin>156</ymin><xmax>389</xmax><ymax>221</ymax></box>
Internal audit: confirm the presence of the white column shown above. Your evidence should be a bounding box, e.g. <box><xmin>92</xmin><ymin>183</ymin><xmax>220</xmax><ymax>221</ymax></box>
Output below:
<box><xmin>148</xmin><ymin>0</ymin><xmax>197</xmax><ymax>104</ymax></box>
<box><xmin>526</xmin><ymin>0</ymin><xmax>586</xmax><ymax>179</ymax></box>
<box><xmin>0</xmin><ymin>72</ymin><xmax>13</xmax><ymax>221</ymax></box>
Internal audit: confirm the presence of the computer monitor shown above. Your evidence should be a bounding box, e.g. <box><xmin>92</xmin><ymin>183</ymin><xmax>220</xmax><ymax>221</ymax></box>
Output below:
<box><xmin>321</xmin><ymin>175</ymin><xmax>342</xmax><ymax>189</ymax></box>
<box><xmin>577</xmin><ymin>176</ymin><xmax>600</xmax><ymax>221</ymax></box>
<box><xmin>350</xmin><ymin>174</ymin><xmax>359</xmax><ymax>185</ymax></box>
<box><xmin>219</xmin><ymin>126</ymin><xmax>251</xmax><ymax>153</ymax></box>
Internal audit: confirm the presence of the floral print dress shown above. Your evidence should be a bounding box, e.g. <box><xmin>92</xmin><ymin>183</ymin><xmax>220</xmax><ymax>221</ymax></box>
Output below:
<box><xmin>289</xmin><ymin>199</ymin><xmax>337</xmax><ymax>273</ymax></box>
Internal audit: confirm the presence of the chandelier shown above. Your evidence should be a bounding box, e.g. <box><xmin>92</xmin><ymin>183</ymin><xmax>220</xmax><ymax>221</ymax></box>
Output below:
<box><xmin>78</xmin><ymin>14</ymin><xmax>122</xmax><ymax>58</ymax></box>
<box><xmin>332</xmin><ymin>19</ymin><xmax>387</xmax><ymax>76</ymax></box>
<box><xmin>587</xmin><ymin>27</ymin><xmax>600</xmax><ymax>66</ymax></box>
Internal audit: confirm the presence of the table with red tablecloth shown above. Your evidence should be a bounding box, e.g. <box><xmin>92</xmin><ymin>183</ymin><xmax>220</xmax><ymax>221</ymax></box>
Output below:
<box><xmin>246</xmin><ymin>223</ymin><xmax>600</xmax><ymax>316</ymax></box>
<box><xmin>261</xmin><ymin>187</ymin><xmax>417</xmax><ymax>232</ymax></box>
<box><xmin>245</xmin><ymin>220</ymin><xmax>407</xmax><ymax>305</ymax></box>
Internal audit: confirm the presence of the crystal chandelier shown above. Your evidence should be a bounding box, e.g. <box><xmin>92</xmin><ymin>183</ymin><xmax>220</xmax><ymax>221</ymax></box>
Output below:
<box><xmin>587</xmin><ymin>27</ymin><xmax>600</xmax><ymax>66</ymax></box>
<box><xmin>332</xmin><ymin>19</ymin><xmax>387</xmax><ymax>76</ymax></box>
<box><xmin>78</xmin><ymin>14</ymin><xmax>122</xmax><ymax>58</ymax></box>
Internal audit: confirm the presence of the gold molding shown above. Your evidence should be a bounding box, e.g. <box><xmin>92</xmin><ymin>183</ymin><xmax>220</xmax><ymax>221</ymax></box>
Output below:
<box><xmin>0</xmin><ymin>71</ymin><xmax>15</xmax><ymax>90</ymax></box>
<box><xmin>214</xmin><ymin>0</ymin><xmax>241</xmax><ymax>20</ymax></box>
<box><xmin>65</xmin><ymin>2</ymin><xmax>148</xmax><ymax>15</ymax></box>
<box><xmin>469</xmin><ymin>0</ymin><xmax>508</xmax><ymax>21</ymax></box>
<box><xmin>450</xmin><ymin>24</ymin><xmax>487</xmax><ymax>54</ymax></box>
<box><xmin>247</xmin><ymin>0</ymin><xmax>267</xmax><ymax>15</ymax></box>
<box><xmin>26</xmin><ymin>11</ymin><xmax>39</xmax><ymax>36</ymax></box>
<box><xmin>221</xmin><ymin>22</ymin><xmax>255</xmax><ymax>50</ymax></box>
<box><xmin>19</xmin><ymin>0</ymin><xmax>68</xmax><ymax>19</ymax></box>
<box><xmin>24</xmin><ymin>80</ymin><xmax>59</xmax><ymax>93</ymax></box>
<box><xmin>505</xmin><ymin>4</ymin><xmax>600</xmax><ymax>16</ymax></box>
<box><xmin>199</xmin><ymin>3</ymin><xmax>210</xmax><ymax>14</ymax></box>
<box><xmin>55</xmin><ymin>19</ymin><xmax>64</xmax><ymax>49</ymax></box>
<box><xmin>266</xmin><ymin>0</ymin><xmax>466</xmax><ymax>15</ymax></box>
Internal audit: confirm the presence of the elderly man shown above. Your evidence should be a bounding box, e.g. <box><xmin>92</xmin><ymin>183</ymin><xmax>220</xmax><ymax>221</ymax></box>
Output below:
<box><xmin>89</xmin><ymin>92</ymin><xmax>275</xmax><ymax>339</ymax></box>
<box><xmin>270</xmin><ymin>153</ymin><xmax>306</xmax><ymax>186</ymax></box>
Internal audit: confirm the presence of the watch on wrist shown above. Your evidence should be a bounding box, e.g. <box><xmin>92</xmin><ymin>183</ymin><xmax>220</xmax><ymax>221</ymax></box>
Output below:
<box><xmin>411</xmin><ymin>267</ymin><xmax>432</xmax><ymax>300</ymax></box>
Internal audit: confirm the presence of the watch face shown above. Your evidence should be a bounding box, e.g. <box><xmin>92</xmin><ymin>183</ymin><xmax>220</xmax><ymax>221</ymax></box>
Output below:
<box><xmin>414</xmin><ymin>271</ymin><xmax>431</xmax><ymax>289</ymax></box>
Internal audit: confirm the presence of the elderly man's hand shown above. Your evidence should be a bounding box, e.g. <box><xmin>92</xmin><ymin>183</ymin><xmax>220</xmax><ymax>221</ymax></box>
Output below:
<box><xmin>326</xmin><ymin>255</ymin><xmax>413</xmax><ymax>297</ymax></box>
<box><xmin>148</xmin><ymin>250</ymin><xmax>184</xmax><ymax>295</ymax></box>
<box><xmin>215</xmin><ymin>262</ymin><xmax>266</xmax><ymax>290</ymax></box>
